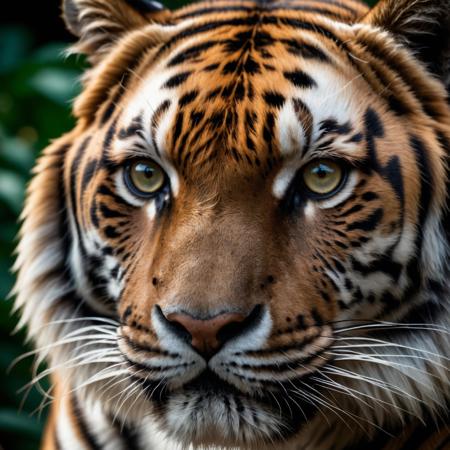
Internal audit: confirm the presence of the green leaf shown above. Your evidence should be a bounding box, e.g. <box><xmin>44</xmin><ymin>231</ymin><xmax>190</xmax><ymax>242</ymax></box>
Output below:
<box><xmin>0</xmin><ymin>28</ymin><xmax>31</xmax><ymax>75</ymax></box>
<box><xmin>28</xmin><ymin>68</ymin><xmax>81</xmax><ymax>105</ymax></box>
<box><xmin>31</xmin><ymin>43</ymin><xmax>68</xmax><ymax>65</ymax></box>
<box><xmin>0</xmin><ymin>132</ymin><xmax>35</xmax><ymax>173</ymax></box>
<box><xmin>0</xmin><ymin>170</ymin><xmax>26</xmax><ymax>214</ymax></box>
<box><xmin>0</xmin><ymin>409</ymin><xmax>42</xmax><ymax>437</ymax></box>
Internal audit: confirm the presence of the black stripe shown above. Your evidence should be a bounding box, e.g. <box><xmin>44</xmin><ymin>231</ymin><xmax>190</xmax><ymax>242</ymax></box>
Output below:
<box><xmin>203</xmin><ymin>62</ymin><xmax>220</xmax><ymax>72</ymax></box>
<box><xmin>270</xmin><ymin>5</ymin><xmax>352</xmax><ymax>18</ymax></box>
<box><xmin>351</xmin><ymin>254</ymin><xmax>402</xmax><ymax>281</ymax></box>
<box><xmin>245</xmin><ymin>332</ymin><xmax>320</xmax><ymax>356</ymax></box>
<box><xmin>167</xmin><ymin>40</ymin><xmax>219</xmax><ymax>66</ymax></box>
<box><xmin>295</xmin><ymin>0</ymin><xmax>363</xmax><ymax>15</ymax></box>
<box><xmin>69</xmin><ymin>138</ymin><xmax>91</xmax><ymax>249</ymax></box>
<box><xmin>355</xmin><ymin>37</ymin><xmax>444</xmax><ymax>120</ymax></box>
<box><xmin>179</xmin><ymin>89</ymin><xmax>200</xmax><ymax>107</ymax></box>
<box><xmin>319</xmin><ymin>118</ymin><xmax>352</xmax><ymax>136</ymax></box>
<box><xmin>156</xmin><ymin>19</ymin><xmax>253</xmax><ymax>61</ymax></box>
<box><xmin>347</xmin><ymin>208</ymin><xmax>383</xmax><ymax>232</ymax></box>
<box><xmin>122</xmin><ymin>335</ymin><xmax>179</xmax><ymax>357</ymax></box>
<box><xmin>119</xmin><ymin>116</ymin><xmax>143</xmax><ymax>140</ymax></box>
<box><xmin>98</xmin><ymin>50</ymin><xmax>144</xmax><ymax>125</ymax></box>
<box><xmin>280</xmin><ymin>39</ymin><xmax>331</xmax><ymax>62</ymax></box>
<box><xmin>177</xmin><ymin>6</ymin><xmax>254</xmax><ymax>20</ymax></box>
<box><xmin>124</xmin><ymin>0</ymin><xmax>165</xmax><ymax>13</ymax></box>
<box><xmin>90</xmin><ymin>199</ymin><xmax>99</xmax><ymax>228</ymax></box>
<box><xmin>283</xmin><ymin>70</ymin><xmax>317</xmax><ymax>88</ymax></box>
<box><xmin>363</xmin><ymin>108</ymin><xmax>405</xmax><ymax>219</ymax></box>
<box><xmin>97</xmin><ymin>183</ymin><xmax>136</xmax><ymax>209</ymax></box>
<box><xmin>100</xmin><ymin>78</ymin><xmax>130</xmax><ymax>125</ymax></box>
<box><xmin>56</xmin><ymin>147</ymin><xmax>77</xmax><ymax>288</ymax></box>
<box><xmin>101</xmin><ymin>118</ymin><xmax>118</xmax><ymax>168</ymax></box>
<box><xmin>163</xmin><ymin>71</ymin><xmax>191</xmax><ymax>88</ymax></box>
<box><xmin>71</xmin><ymin>394</ymin><xmax>103</xmax><ymax>450</ymax></box>
<box><xmin>119</xmin><ymin>424</ymin><xmax>141</xmax><ymax>450</ymax></box>
<box><xmin>80</xmin><ymin>159</ymin><xmax>99</xmax><ymax>194</ymax></box>
<box><xmin>151</xmin><ymin>99</ymin><xmax>171</xmax><ymax>158</ymax></box>
<box><xmin>276</xmin><ymin>17</ymin><xmax>345</xmax><ymax>48</ymax></box>
<box><xmin>104</xmin><ymin>225</ymin><xmax>121</xmax><ymax>239</ymax></box>
<box><xmin>177</xmin><ymin>5</ymin><xmax>353</xmax><ymax>20</ymax></box>
<box><xmin>99</xmin><ymin>203</ymin><xmax>125</xmax><ymax>219</ymax></box>
<box><xmin>263</xmin><ymin>91</ymin><xmax>286</xmax><ymax>108</ymax></box>
<box><xmin>292</xmin><ymin>98</ymin><xmax>313</xmax><ymax>156</ymax></box>
<box><xmin>99</xmin><ymin>98</ymin><xmax>117</xmax><ymax>125</ymax></box>
<box><xmin>339</xmin><ymin>204</ymin><xmax>363</xmax><ymax>217</ymax></box>
<box><xmin>109</xmin><ymin>415</ymin><xmax>142</xmax><ymax>450</ymax></box>
<box><xmin>361</xmin><ymin>191</ymin><xmax>378</xmax><ymax>202</ymax></box>
<box><xmin>70</xmin><ymin>138</ymin><xmax>91</xmax><ymax>213</ymax></box>
<box><xmin>155</xmin><ymin>16</ymin><xmax>344</xmax><ymax>61</ymax></box>
<box><xmin>125</xmin><ymin>355</ymin><xmax>194</xmax><ymax>373</ymax></box>
<box><xmin>172</xmin><ymin>111</ymin><xmax>185</xmax><ymax>154</ymax></box>
<box><xmin>229</xmin><ymin>349</ymin><xmax>325</xmax><ymax>373</ymax></box>
<box><xmin>383</xmin><ymin>155</ymin><xmax>405</xmax><ymax>210</ymax></box>
<box><xmin>411</xmin><ymin>135</ymin><xmax>433</xmax><ymax>250</ymax></box>
<box><xmin>278</xmin><ymin>5</ymin><xmax>350</xmax><ymax>19</ymax></box>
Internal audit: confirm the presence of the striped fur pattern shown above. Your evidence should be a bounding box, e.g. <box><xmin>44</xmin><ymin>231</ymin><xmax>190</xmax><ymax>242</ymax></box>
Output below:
<box><xmin>13</xmin><ymin>0</ymin><xmax>450</xmax><ymax>448</ymax></box>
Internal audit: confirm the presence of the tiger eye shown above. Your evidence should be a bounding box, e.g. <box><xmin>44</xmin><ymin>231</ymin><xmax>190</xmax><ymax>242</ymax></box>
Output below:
<box><xmin>127</xmin><ymin>159</ymin><xmax>165</xmax><ymax>196</ymax></box>
<box><xmin>302</xmin><ymin>159</ymin><xmax>344</xmax><ymax>197</ymax></box>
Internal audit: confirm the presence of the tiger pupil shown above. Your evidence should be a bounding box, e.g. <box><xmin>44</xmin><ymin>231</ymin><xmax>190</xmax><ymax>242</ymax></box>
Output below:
<box><xmin>313</xmin><ymin>164</ymin><xmax>332</xmax><ymax>178</ymax></box>
<box><xmin>141</xmin><ymin>165</ymin><xmax>154</xmax><ymax>179</ymax></box>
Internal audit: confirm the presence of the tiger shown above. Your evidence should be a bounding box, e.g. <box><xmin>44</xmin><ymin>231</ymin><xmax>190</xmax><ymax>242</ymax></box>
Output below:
<box><xmin>12</xmin><ymin>0</ymin><xmax>450</xmax><ymax>448</ymax></box>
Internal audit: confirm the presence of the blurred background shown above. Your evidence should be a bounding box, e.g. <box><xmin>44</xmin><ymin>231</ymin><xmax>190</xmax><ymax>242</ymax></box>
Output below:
<box><xmin>0</xmin><ymin>1</ymin><xmax>377</xmax><ymax>449</ymax></box>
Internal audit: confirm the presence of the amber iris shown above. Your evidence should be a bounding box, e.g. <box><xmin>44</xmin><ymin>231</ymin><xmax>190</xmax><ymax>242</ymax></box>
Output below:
<box><xmin>302</xmin><ymin>159</ymin><xmax>344</xmax><ymax>196</ymax></box>
<box><xmin>127</xmin><ymin>159</ymin><xmax>165</xmax><ymax>196</ymax></box>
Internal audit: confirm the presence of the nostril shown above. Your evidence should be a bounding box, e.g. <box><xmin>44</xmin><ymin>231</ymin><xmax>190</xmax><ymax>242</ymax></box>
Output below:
<box><xmin>154</xmin><ymin>305</ymin><xmax>192</xmax><ymax>343</ymax></box>
<box><xmin>166</xmin><ymin>316</ymin><xmax>193</xmax><ymax>342</ymax></box>
<box><xmin>216</xmin><ymin>304</ymin><xmax>263</xmax><ymax>344</ymax></box>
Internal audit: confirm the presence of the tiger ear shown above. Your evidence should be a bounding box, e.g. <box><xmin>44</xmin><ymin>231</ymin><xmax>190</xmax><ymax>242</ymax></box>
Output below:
<box><xmin>62</xmin><ymin>0</ymin><xmax>171</xmax><ymax>62</ymax></box>
<box><xmin>363</xmin><ymin>0</ymin><xmax>450</xmax><ymax>89</ymax></box>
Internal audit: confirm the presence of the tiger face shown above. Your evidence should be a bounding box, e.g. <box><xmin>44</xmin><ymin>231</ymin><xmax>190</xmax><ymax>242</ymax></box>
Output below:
<box><xmin>14</xmin><ymin>0</ymin><xmax>450</xmax><ymax>448</ymax></box>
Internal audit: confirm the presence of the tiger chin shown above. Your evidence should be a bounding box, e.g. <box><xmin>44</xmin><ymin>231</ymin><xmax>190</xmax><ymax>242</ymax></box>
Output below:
<box><xmin>12</xmin><ymin>0</ymin><xmax>450</xmax><ymax>449</ymax></box>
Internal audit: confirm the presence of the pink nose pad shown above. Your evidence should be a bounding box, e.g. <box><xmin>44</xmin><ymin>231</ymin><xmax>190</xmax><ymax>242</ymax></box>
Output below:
<box><xmin>165</xmin><ymin>311</ymin><xmax>248</xmax><ymax>358</ymax></box>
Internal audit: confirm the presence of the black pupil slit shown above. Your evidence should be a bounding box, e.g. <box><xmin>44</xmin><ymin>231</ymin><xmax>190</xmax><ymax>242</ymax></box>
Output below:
<box><xmin>142</xmin><ymin>166</ymin><xmax>155</xmax><ymax>178</ymax></box>
<box><xmin>314</xmin><ymin>165</ymin><xmax>332</xmax><ymax>178</ymax></box>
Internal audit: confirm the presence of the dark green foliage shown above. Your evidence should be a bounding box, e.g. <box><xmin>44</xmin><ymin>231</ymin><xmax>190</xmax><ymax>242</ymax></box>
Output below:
<box><xmin>0</xmin><ymin>1</ymin><xmax>376</xmax><ymax>449</ymax></box>
<box><xmin>0</xmin><ymin>27</ymin><xmax>83</xmax><ymax>450</ymax></box>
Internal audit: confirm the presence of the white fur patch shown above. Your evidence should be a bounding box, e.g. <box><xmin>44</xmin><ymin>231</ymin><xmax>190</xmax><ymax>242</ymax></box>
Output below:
<box><xmin>119</xmin><ymin>62</ymin><xmax>182</xmax><ymax>197</ymax></box>
<box><xmin>318</xmin><ymin>171</ymin><xmax>359</xmax><ymax>210</ymax></box>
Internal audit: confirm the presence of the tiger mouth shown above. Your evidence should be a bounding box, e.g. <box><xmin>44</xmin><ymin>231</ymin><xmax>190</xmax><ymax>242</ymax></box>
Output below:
<box><xmin>131</xmin><ymin>367</ymin><xmax>322</xmax><ymax>435</ymax></box>
<box><xmin>133</xmin><ymin>369</ymin><xmax>247</xmax><ymax>397</ymax></box>
<box><xmin>118</xmin><ymin>308</ymin><xmax>334</xmax><ymax>442</ymax></box>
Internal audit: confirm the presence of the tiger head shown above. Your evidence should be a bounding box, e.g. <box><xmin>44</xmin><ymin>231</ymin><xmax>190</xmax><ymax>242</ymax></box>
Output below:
<box><xmin>14</xmin><ymin>0</ymin><xmax>450</xmax><ymax>448</ymax></box>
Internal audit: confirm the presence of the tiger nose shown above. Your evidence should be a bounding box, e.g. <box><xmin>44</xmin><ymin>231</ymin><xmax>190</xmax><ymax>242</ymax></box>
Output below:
<box><xmin>164</xmin><ymin>308</ymin><xmax>257</xmax><ymax>359</ymax></box>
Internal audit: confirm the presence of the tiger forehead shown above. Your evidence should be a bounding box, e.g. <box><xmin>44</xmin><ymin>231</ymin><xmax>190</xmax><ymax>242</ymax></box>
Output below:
<box><xmin>117</xmin><ymin>16</ymin><xmax>368</xmax><ymax>173</ymax></box>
